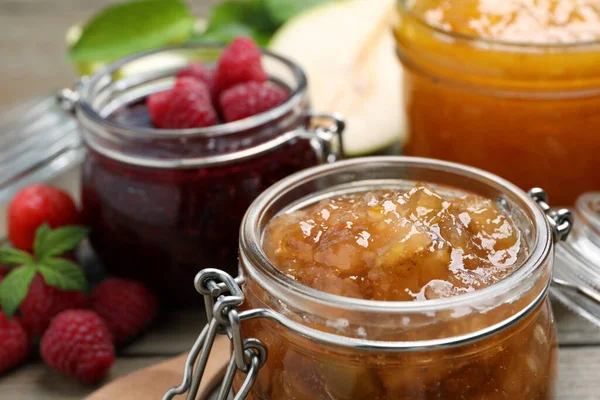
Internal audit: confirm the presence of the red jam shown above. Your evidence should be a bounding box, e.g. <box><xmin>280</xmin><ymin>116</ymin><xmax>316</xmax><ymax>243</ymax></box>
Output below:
<box><xmin>82</xmin><ymin>99</ymin><xmax>317</xmax><ymax>305</ymax></box>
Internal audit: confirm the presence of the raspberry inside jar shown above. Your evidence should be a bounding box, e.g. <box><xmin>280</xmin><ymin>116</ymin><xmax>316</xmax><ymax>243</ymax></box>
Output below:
<box><xmin>263</xmin><ymin>184</ymin><xmax>524</xmax><ymax>301</ymax></box>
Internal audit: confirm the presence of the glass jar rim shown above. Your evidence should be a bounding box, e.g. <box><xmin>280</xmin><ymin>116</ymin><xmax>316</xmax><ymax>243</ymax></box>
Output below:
<box><xmin>240</xmin><ymin>156</ymin><xmax>552</xmax><ymax>315</ymax></box>
<box><xmin>75</xmin><ymin>42</ymin><xmax>308</xmax><ymax>140</ymax></box>
<box><xmin>397</xmin><ymin>0</ymin><xmax>600</xmax><ymax>50</ymax></box>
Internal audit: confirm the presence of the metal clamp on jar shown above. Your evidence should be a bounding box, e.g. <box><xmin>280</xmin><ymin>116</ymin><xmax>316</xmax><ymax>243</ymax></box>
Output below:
<box><xmin>56</xmin><ymin>43</ymin><xmax>345</xmax><ymax>305</ymax></box>
<box><xmin>162</xmin><ymin>157</ymin><xmax>600</xmax><ymax>400</ymax></box>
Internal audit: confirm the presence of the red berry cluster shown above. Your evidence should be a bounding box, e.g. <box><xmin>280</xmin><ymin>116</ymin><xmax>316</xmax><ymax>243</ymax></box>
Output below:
<box><xmin>0</xmin><ymin>184</ymin><xmax>158</xmax><ymax>383</ymax></box>
<box><xmin>147</xmin><ymin>37</ymin><xmax>289</xmax><ymax>129</ymax></box>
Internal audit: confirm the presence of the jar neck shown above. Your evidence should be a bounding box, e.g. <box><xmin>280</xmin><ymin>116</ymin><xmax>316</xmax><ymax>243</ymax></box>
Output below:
<box><xmin>395</xmin><ymin>6</ymin><xmax>600</xmax><ymax>94</ymax></box>
<box><xmin>77</xmin><ymin>97</ymin><xmax>310</xmax><ymax>169</ymax></box>
<box><xmin>239</xmin><ymin>157</ymin><xmax>554</xmax><ymax>349</ymax></box>
<box><xmin>74</xmin><ymin>44</ymin><xmax>310</xmax><ymax>169</ymax></box>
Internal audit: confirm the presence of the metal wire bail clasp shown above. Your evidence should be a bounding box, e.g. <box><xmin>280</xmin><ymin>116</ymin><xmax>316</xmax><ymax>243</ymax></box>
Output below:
<box><xmin>56</xmin><ymin>77</ymin><xmax>88</xmax><ymax>114</ymax></box>
<box><xmin>304</xmin><ymin>112</ymin><xmax>346</xmax><ymax>164</ymax></box>
<box><xmin>163</xmin><ymin>269</ymin><xmax>266</xmax><ymax>400</ymax></box>
<box><xmin>528</xmin><ymin>188</ymin><xmax>573</xmax><ymax>242</ymax></box>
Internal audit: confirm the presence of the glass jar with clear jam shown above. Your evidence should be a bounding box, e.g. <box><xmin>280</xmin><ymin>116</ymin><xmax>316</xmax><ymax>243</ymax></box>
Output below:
<box><xmin>176</xmin><ymin>157</ymin><xmax>572</xmax><ymax>400</ymax></box>
<box><xmin>63</xmin><ymin>44</ymin><xmax>343</xmax><ymax>305</ymax></box>
<box><xmin>394</xmin><ymin>0</ymin><xmax>600</xmax><ymax>206</ymax></box>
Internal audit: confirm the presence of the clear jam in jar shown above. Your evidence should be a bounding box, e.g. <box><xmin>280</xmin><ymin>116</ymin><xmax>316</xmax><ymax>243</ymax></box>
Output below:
<box><xmin>76</xmin><ymin>44</ymin><xmax>339</xmax><ymax>305</ymax></box>
<box><xmin>237</xmin><ymin>179</ymin><xmax>557</xmax><ymax>399</ymax></box>
<box><xmin>264</xmin><ymin>184</ymin><xmax>522</xmax><ymax>301</ymax></box>
<box><xmin>395</xmin><ymin>0</ymin><xmax>600</xmax><ymax>205</ymax></box>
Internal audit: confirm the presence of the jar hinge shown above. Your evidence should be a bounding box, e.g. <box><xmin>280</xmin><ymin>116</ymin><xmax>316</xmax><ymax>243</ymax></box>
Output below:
<box><xmin>303</xmin><ymin>112</ymin><xmax>346</xmax><ymax>164</ymax></box>
<box><xmin>163</xmin><ymin>269</ymin><xmax>266</xmax><ymax>400</ymax></box>
<box><xmin>528</xmin><ymin>188</ymin><xmax>573</xmax><ymax>242</ymax></box>
<box><xmin>528</xmin><ymin>189</ymin><xmax>600</xmax><ymax>306</ymax></box>
<box><xmin>57</xmin><ymin>77</ymin><xmax>89</xmax><ymax>114</ymax></box>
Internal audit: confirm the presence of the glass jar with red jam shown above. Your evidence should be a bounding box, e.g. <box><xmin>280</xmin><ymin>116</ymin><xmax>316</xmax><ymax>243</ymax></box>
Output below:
<box><xmin>63</xmin><ymin>43</ymin><xmax>344</xmax><ymax>305</ymax></box>
<box><xmin>166</xmin><ymin>157</ymin><xmax>574</xmax><ymax>399</ymax></box>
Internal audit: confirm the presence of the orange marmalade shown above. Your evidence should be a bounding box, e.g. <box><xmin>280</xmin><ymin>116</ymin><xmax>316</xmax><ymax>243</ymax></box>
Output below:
<box><xmin>263</xmin><ymin>184</ymin><xmax>522</xmax><ymax>301</ymax></box>
<box><xmin>395</xmin><ymin>0</ymin><xmax>600</xmax><ymax>205</ymax></box>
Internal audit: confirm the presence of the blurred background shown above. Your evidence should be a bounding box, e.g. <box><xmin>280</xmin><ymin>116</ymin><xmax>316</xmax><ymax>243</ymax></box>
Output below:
<box><xmin>0</xmin><ymin>0</ymin><xmax>214</xmax><ymax>107</ymax></box>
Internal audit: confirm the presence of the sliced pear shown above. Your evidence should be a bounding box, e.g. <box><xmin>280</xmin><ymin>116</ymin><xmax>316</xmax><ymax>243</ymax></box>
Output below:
<box><xmin>269</xmin><ymin>0</ymin><xmax>405</xmax><ymax>157</ymax></box>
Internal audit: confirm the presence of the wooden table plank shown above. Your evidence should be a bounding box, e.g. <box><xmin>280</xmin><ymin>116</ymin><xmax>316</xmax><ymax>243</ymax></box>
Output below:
<box><xmin>118</xmin><ymin>301</ymin><xmax>600</xmax><ymax>359</ymax></box>
<box><xmin>558</xmin><ymin>348</ymin><xmax>600</xmax><ymax>400</ymax></box>
<box><xmin>0</xmin><ymin>357</ymin><xmax>168</xmax><ymax>400</ymax></box>
<box><xmin>2</xmin><ymin>343</ymin><xmax>599</xmax><ymax>399</ymax></box>
<box><xmin>121</xmin><ymin>309</ymin><xmax>206</xmax><ymax>357</ymax></box>
<box><xmin>555</xmin><ymin>302</ymin><xmax>600</xmax><ymax>346</ymax></box>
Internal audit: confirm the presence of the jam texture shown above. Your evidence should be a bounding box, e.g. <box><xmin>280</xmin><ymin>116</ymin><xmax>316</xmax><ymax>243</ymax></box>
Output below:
<box><xmin>413</xmin><ymin>0</ymin><xmax>600</xmax><ymax>43</ymax></box>
<box><xmin>396</xmin><ymin>0</ymin><xmax>600</xmax><ymax>205</ymax></box>
<box><xmin>235</xmin><ymin>185</ymin><xmax>556</xmax><ymax>399</ymax></box>
<box><xmin>263</xmin><ymin>185</ymin><xmax>522</xmax><ymax>301</ymax></box>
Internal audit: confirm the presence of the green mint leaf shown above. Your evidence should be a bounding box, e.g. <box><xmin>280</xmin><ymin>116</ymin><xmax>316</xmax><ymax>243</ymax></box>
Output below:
<box><xmin>0</xmin><ymin>248</ymin><xmax>34</xmax><ymax>266</ymax></box>
<box><xmin>38</xmin><ymin>258</ymin><xmax>87</xmax><ymax>292</ymax></box>
<box><xmin>33</xmin><ymin>223</ymin><xmax>51</xmax><ymax>259</ymax></box>
<box><xmin>194</xmin><ymin>22</ymin><xmax>271</xmax><ymax>46</ymax></box>
<box><xmin>197</xmin><ymin>0</ymin><xmax>278</xmax><ymax>46</ymax></box>
<box><xmin>265</xmin><ymin>0</ymin><xmax>335</xmax><ymax>25</ymax></box>
<box><xmin>0</xmin><ymin>265</ymin><xmax>37</xmax><ymax>318</ymax></box>
<box><xmin>35</xmin><ymin>226</ymin><xmax>89</xmax><ymax>261</ymax></box>
<box><xmin>69</xmin><ymin>0</ymin><xmax>195</xmax><ymax>62</ymax></box>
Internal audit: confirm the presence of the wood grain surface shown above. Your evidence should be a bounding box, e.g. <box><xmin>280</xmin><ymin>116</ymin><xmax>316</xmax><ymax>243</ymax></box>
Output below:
<box><xmin>0</xmin><ymin>1</ymin><xmax>599</xmax><ymax>399</ymax></box>
<box><xmin>0</xmin><ymin>304</ymin><xmax>598</xmax><ymax>399</ymax></box>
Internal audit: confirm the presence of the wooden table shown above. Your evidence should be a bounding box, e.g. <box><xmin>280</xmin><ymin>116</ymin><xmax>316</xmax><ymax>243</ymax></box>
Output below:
<box><xmin>0</xmin><ymin>304</ymin><xmax>599</xmax><ymax>399</ymax></box>
<box><xmin>1</xmin><ymin>0</ymin><xmax>600</xmax><ymax>399</ymax></box>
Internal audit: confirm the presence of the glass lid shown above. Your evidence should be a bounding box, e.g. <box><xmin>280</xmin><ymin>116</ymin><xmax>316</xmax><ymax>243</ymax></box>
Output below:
<box><xmin>552</xmin><ymin>192</ymin><xmax>600</xmax><ymax>327</ymax></box>
<box><xmin>0</xmin><ymin>94</ymin><xmax>82</xmax><ymax>205</ymax></box>
<box><xmin>0</xmin><ymin>95</ymin><xmax>83</xmax><ymax>241</ymax></box>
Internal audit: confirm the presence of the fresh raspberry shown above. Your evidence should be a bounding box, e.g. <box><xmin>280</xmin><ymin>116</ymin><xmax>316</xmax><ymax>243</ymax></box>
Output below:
<box><xmin>0</xmin><ymin>266</ymin><xmax>9</xmax><ymax>282</ymax></box>
<box><xmin>146</xmin><ymin>90</ymin><xmax>171</xmax><ymax>127</ymax></box>
<box><xmin>176</xmin><ymin>63</ymin><xmax>214</xmax><ymax>90</ymax></box>
<box><xmin>213</xmin><ymin>37</ymin><xmax>267</xmax><ymax>96</ymax></box>
<box><xmin>92</xmin><ymin>278</ymin><xmax>158</xmax><ymax>344</ymax></box>
<box><xmin>0</xmin><ymin>312</ymin><xmax>30</xmax><ymax>375</ymax></box>
<box><xmin>147</xmin><ymin>77</ymin><xmax>218</xmax><ymax>129</ymax></box>
<box><xmin>20</xmin><ymin>274</ymin><xmax>89</xmax><ymax>338</ymax></box>
<box><xmin>219</xmin><ymin>82</ymin><xmax>289</xmax><ymax>122</ymax></box>
<box><xmin>41</xmin><ymin>310</ymin><xmax>114</xmax><ymax>383</ymax></box>
<box><xmin>8</xmin><ymin>185</ymin><xmax>80</xmax><ymax>252</ymax></box>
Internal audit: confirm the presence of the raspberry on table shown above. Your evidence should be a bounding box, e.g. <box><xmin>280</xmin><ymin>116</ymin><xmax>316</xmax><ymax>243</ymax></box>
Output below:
<box><xmin>8</xmin><ymin>185</ymin><xmax>80</xmax><ymax>252</ymax></box>
<box><xmin>92</xmin><ymin>278</ymin><xmax>158</xmax><ymax>345</ymax></box>
<box><xmin>0</xmin><ymin>312</ymin><xmax>30</xmax><ymax>375</ymax></box>
<box><xmin>20</xmin><ymin>274</ymin><xmax>89</xmax><ymax>338</ymax></box>
<box><xmin>213</xmin><ymin>37</ymin><xmax>267</xmax><ymax>96</ymax></box>
<box><xmin>176</xmin><ymin>63</ymin><xmax>215</xmax><ymax>92</ymax></box>
<box><xmin>219</xmin><ymin>82</ymin><xmax>289</xmax><ymax>122</ymax></box>
<box><xmin>41</xmin><ymin>310</ymin><xmax>114</xmax><ymax>383</ymax></box>
<box><xmin>147</xmin><ymin>77</ymin><xmax>218</xmax><ymax>129</ymax></box>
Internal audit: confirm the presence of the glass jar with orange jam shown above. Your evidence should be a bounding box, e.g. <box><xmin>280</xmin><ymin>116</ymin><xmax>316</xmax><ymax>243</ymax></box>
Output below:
<box><xmin>165</xmin><ymin>157</ymin><xmax>573</xmax><ymax>400</ymax></box>
<box><xmin>394</xmin><ymin>0</ymin><xmax>600</xmax><ymax>205</ymax></box>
